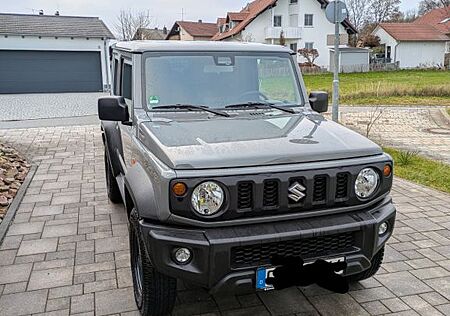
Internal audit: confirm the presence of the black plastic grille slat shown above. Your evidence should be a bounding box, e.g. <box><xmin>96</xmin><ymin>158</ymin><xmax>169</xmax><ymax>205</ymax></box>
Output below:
<box><xmin>335</xmin><ymin>173</ymin><xmax>349</xmax><ymax>199</ymax></box>
<box><xmin>237</xmin><ymin>182</ymin><xmax>253</xmax><ymax>209</ymax></box>
<box><xmin>231</xmin><ymin>232</ymin><xmax>355</xmax><ymax>268</ymax></box>
<box><xmin>313</xmin><ymin>175</ymin><xmax>327</xmax><ymax>202</ymax></box>
<box><xmin>263</xmin><ymin>180</ymin><xmax>279</xmax><ymax>207</ymax></box>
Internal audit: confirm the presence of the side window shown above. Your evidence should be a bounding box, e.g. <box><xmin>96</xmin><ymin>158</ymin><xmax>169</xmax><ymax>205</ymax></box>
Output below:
<box><xmin>121</xmin><ymin>62</ymin><xmax>133</xmax><ymax>101</ymax></box>
<box><xmin>113</xmin><ymin>58</ymin><xmax>120</xmax><ymax>95</ymax></box>
<box><xmin>304</xmin><ymin>14</ymin><xmax>314</xmax><ymax>27</ymax></box>
<box><xmin>273</xmin><ymin>15</ymin><xmax>282</xmax><ymax>27</ymax></box>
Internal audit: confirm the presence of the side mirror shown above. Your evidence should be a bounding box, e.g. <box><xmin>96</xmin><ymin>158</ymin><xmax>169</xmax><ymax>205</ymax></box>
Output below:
<box><xmin>309</xmin><ymin>91</ymin><xmax>328</xmax><ymax>113</ymax></box>
<box><xmin>98</xmin><ymin>96</ymin><xmax>130</xmax><ymax>123</ymax></box>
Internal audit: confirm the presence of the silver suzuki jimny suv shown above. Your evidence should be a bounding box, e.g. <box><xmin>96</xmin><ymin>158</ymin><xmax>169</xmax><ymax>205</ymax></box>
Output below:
<box><xmin>98</xmin><ymin>41</ymin><xmax>396</xmax><ymax>316</ymax></box>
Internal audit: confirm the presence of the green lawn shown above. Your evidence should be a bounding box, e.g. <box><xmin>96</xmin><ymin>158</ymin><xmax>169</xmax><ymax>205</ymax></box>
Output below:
<box><xmin>384</xmin><ymin>147</ymin><xmax>450</xmax><ymax>193</ymax></box>
<box><xmin>302</xmin><ymin>70</ymin><xmax>450</xmax><ymax>106</ymax></box>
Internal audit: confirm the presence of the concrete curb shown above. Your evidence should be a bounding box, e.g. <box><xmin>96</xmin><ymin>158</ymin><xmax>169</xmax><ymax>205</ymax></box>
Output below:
<box><xmin>0</xmin><ymin>165</ymin><xmax>36</xmax><ymax>245</ymax></box>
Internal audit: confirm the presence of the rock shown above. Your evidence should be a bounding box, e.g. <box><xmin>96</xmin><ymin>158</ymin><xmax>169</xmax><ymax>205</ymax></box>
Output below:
<box><xmin>10</xmin><ymin>182</ymin><xmax>20</xmax><ymax>190</ymax></box>
<box><xmin>15</xmin><ymin>173</ymin><xmax>27</xmax><ymax>181</ymax></box>
<box><xmin>0</xmin><ymin>195</ymin><xmax>9</xmax><ymax>207</ymax></box>
<box><xmin>4</xmin><ymin>177</ymin><xmax>15</xmax><ymax>185</ymax></box>
<box><xmin>0</xmin><ymin>185</ymin><xmax>8</xmax><ymax>192</ymax></box>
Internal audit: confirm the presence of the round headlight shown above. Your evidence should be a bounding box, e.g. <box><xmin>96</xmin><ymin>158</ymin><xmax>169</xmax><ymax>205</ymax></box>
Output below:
<box><xmin>355</xmin><ymin>168</ymin><xmax>379</xmax><ymax>199</ymax></box>
<box><xmin>191</xmin><ymin>181</ymin><xmax>224</xmax><ymax>216</ymax></box>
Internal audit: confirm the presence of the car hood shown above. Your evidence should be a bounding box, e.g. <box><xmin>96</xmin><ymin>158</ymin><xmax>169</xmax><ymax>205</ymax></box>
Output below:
<box><xmin>139</xmin><ymin>112</ymin><xmax>382</xmax><ymax>170</ymax></box>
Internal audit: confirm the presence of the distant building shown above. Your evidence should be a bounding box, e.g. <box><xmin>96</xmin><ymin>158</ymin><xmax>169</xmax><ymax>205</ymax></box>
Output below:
<box><xmin>372</xmin><ymin>21</ymin><xmax>449</xmax><ymax>68</ymax></box>
<box><xmin>0</xmin><ymin>12</ymin><xmax>114</xmax><ymax>93</ymax></box>
<box><xmin>211</xmin><ymin>0</ymin><xmax>357</xmax><ymax>68</ymax></box>
<box><xmin>371</xmin><ymin>6</ymin><xmax>450</xmax><ymax>68</ymax></box>
<box><xmin>166</xmin><ymin>20</ymin><xmax>218</xmax><ymax>41</ymax></box>
<box><xmin>133</xmin><ymin>27</ymin><xmax>168</xmax><ymax>40</ymax></box>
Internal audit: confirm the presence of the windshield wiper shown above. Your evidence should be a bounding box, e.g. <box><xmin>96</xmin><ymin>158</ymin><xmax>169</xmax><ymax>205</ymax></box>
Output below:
<box><xmin>152</xmin><ymin>104</ymin><xmax>230</xmax><ymax>117</ymax></box>
<box><xmin>225</xmin><ymin>102</ymin><xmax>295</xmax><ymax>114</ymax></box>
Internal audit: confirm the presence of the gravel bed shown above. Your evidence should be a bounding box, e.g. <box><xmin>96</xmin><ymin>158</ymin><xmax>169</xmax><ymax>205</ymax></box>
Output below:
<box><xmin>0</xmin><ymin>143</ymin><xmax>30</xmax><ymax>223</ymax></box>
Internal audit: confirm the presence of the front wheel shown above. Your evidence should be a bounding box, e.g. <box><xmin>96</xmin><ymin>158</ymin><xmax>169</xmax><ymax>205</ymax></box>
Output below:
<box><xmin>347</xmin><ymin>247</ymin><xmax>385</xmax><ymax>283</ymax></box>
<box><xmin>129</xmin><ymin>210</ymin><xmax>177</xmax><ymax>316</ymax></box>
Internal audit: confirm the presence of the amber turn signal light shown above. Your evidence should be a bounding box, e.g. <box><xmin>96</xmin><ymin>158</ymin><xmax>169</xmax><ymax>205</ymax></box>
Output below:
<box><xmin>172</xmin><ymin>182</ymin><xmax>187</xmax><ymax>196</ymax></box>
<box><xmin>383</xmin><ymin>164</ymin><xmax>392</xmax><ymax>177</ymax></box>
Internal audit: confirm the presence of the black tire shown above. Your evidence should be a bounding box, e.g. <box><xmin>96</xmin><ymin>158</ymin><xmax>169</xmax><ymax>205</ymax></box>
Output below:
<box><xmin>104</xmin><ymin>151</ymin><xmax>122</xmax><ymax>204</ymax></box>
<box><xmin>347</xmin><ymin>247</ymin><xmax>385</xmax><ymax>283</ymax></box>
<box><xmin>129</xmin><ymin>210</ymin><xmax>177</xmax><ymax>316</ymax></box>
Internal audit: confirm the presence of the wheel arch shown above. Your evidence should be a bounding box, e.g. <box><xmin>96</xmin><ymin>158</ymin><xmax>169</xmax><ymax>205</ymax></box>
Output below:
<box><xmin>101</xmin><ymin>121</ymin><xmax>124</xmax><ymax>177</ymax></box>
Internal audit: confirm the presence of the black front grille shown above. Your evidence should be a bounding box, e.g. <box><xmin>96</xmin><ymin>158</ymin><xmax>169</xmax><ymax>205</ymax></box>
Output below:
<box><xmin>263</xmin><ymin>180</ymin><xmax>279</xmax><ymax>207</ymax></box>
<box><xmin>231</xmin><ymin>232</ymin><xmax>355</xmax><ymax>268</ymax></box>
<box><xmin>237</xmin><ymin>182</ymin><xmax>253</xmax><ymax>209</ymax></box>
<box><xmin>336</xmin><ymin>173</ymin><xmax>349</xmax><ymax>199</ymax></box>
<box><xmin>313</xmin><ymin>175</ymin><xmax>327</xmax><ymax>203</ymax></box>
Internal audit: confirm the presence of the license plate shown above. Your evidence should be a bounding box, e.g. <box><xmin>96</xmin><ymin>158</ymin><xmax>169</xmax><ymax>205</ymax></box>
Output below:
<box><xmin>256</xmin><ymin>256</ymin><xmax>346</xmax><ymax>291</ymax></box>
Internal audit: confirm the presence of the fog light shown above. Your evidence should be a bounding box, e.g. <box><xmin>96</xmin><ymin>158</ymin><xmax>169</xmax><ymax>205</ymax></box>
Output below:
<box><xmin>379</xmin><ymin>222</ymin><xmax>388</xmax><ymax>236</ymax></box>
<box><xmin>173</xmin><ymin>248</ymin><xmax>191</xmax><ymax>264</ymax></box>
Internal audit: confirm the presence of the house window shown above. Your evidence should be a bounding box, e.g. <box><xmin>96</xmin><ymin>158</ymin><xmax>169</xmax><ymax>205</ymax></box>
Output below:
<box><xmin>290</xmin><ymin>0</ymin><xmax>298</xmax><ymax>4</ymax></box>
<box><xmin>305</xmin><ymin>42</ymin><xmax>314</xmax><ymax>49</ymax></box>
<box><xmin>289</xmin><ymin>14</ymin><xmax>299</xmax><ymax>27</ymax></box>
<box><xmin>121</xmin><ymin>63</ymin><xmax>133</xmax><ymax>101</ymax></box>
<box><xmin>304</xmin><ymin>14</ymin><xmax>314</xmax><ymax>26</ymax></box>
<box><xmin>290</xmin><ymin>43</ymin><xmax>298</xmax><ymax>52</ymax></box>
<box><xmin>274</xmin><ymin>15</ymin><xmax>282</xmax><ymax>27</ymax></box>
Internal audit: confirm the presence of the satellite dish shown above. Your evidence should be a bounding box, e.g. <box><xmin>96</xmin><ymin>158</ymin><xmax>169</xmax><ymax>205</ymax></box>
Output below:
<box><xmin>325</xmin><ymin>0</ymin><xmax>348</xmax><ymax>24</ymax></box>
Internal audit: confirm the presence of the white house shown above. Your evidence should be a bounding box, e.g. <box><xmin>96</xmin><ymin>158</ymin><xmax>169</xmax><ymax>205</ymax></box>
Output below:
<box><xmin>0</xmin><ymin>12</ymin><xmax>114</xmax><ymax>94</ymax></box>
<box><xmin>372</xmin><ymin>23</ymin><xmax>449</xmax><ymax>68</ymax></box>
<box><xmin>211</xmin><ymin>0</ymin><xmax>357</xmax><ymax>68</ymax></box>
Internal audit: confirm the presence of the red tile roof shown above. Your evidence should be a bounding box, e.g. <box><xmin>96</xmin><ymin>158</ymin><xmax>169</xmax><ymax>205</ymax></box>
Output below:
<box><xmin>177</xmin><ymin>21</ymin><xmax>218</xmax><ymax>37</ymax></box>
<box><xmin>414</xmin><ymin>6</ymin><xmax>450</xmax><ymax>35</ymax></box>
<box><xmin>212</xmin><ymin>0</ymin><xmax>277</xmax><ymax>41</ymax></box>
<box><xmin>217</xmin><ymin>17</ymin><xmax>226</xmax><ymax>27</ymax></box>
<box><xmin>211</xmin><ymin>0</ymin><xmax>357</xmax><ymax>41</ymax></box>
<box><xmin>228</xmin><ymin>12</ymin><xmax>248</xmax><ymax>21</ymax></box>
<box><xmin>378</xmin><ymin>23</ymin><xmax>449</xmax><ymax>41</ymax></box>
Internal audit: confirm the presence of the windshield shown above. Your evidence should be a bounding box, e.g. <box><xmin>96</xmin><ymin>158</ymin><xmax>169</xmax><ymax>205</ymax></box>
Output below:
<box><xmin>144</xmin><ymin>53</ymin><xmax>303</xmax><ymax>110</ymax></box>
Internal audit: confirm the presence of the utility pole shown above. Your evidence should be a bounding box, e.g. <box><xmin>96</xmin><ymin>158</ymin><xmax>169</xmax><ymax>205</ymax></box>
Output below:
<box><xmin>325</xmin><ymin>0</ymin><xmax>347</xmax><ymax>123</ymax></box>
<box><xmin>332</xmin><ymin>2</ymin><xmax>340</xmax><ymax>122</ymax></box>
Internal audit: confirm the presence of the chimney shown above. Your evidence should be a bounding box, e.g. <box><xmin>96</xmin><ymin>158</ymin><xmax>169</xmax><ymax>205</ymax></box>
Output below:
<box><xmin>39</xmin><ymin>9</ymin><xmax>44</xmax><ymax>15</ymax></box>
<box><xmin>163</xmin><ymin>26</ymin><xmax>168</xmax><ymax>34</ymax></box>
<box><xmin>55</xmin><ymin>11</ymin><xmax>60</xmax><ymax>16</ymax></box>
<box><xmin>198</xmin><ymin>19</ymin><xmax>202</xmax><ymax>23</ymax></box>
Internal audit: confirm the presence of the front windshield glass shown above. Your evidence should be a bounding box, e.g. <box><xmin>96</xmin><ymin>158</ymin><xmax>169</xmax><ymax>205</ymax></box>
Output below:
<box><xmin>144</xmin><ymin>53</ymin><xmax>303</xmax><ymax>110</ymax></box>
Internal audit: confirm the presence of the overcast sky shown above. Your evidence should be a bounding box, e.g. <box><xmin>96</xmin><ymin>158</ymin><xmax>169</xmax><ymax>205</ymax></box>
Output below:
<box><xmin>2</xmin><ymin>0</ymin><xmax>422</xmax><ymax>35</ymax></box>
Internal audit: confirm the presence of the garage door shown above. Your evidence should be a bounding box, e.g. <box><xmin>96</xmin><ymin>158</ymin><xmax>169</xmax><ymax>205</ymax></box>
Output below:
<box><xmin>0</xmin><ymin>50</ymin><xmax>103</xmax><ymax>94</ymax></box>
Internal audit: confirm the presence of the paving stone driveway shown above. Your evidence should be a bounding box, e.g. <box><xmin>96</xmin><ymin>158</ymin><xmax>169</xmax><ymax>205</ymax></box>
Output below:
<box><xmin>0</xmin><ymin>93</ymin><xmax>107</xmax><ymax>121</ymax></box>
<box><xmin>340</xmin><ymin>106</ymin><xmax>450</xmax><ymax>164</ymax></box>
<box><xmin>0</xmin><ymin>125</ymin><xmax>450</xmax><ymax>316</ymax></box>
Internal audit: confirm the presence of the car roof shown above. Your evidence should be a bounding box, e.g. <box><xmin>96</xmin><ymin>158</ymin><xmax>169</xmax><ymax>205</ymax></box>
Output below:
<box><xmin>113</xmin><ymin>40</ymin><xmax>293</xmax><ymax>53</ymax></box>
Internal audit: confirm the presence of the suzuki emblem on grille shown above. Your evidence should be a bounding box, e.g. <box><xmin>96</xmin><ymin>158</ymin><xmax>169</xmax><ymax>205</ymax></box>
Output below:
<box><xmin>288</xmin><ymin>182</ymin><xmax>306</xmax><ymax>202</ymax></box>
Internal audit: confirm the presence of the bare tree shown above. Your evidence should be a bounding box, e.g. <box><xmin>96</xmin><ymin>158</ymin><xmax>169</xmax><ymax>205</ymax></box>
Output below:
<box><xmin>365</xmin><ymin>105</ymin><xmax>384</xmax><ymax>138</ymax></box>
<box><xmin>367</xmin><ymin>0</ymin><xmax>401</xmax><ymax>23</ymax></box>
<box><xmin>115</xmin><ymin>9</ymin><xmax>153</xmax><ymax>41</ymax></box>
<box><xmin>346</xmin><ymin>0</ymin><xmax>371</xmax><ymax>31</ymax></box>
<box><xmin>418</xmin><ymin>0</ymin><xmax>450</xmax><ymax>15</ymax></box>
<box><xmin>297</xmin><ymin>48</ymin><xmax>319</xmax><ymax>66</ymax></box>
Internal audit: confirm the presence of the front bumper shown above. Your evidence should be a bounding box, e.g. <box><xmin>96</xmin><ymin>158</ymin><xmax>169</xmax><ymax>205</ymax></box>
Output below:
<box><xmin>139</xmin><ymin>197</ymin><xmax>396</xmax><ymax>293</ymax></box>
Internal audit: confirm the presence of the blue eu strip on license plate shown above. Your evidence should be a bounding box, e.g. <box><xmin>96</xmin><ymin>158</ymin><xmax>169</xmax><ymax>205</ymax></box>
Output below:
<box><xmin>256</xmin><ymin>256</ymin><xmax>345</xmax><ymax>290</ymax></box>
<box><xmin>256</xmin><ymin>267</ymin><xmax>275</xmax><ymax>290</ymax></box>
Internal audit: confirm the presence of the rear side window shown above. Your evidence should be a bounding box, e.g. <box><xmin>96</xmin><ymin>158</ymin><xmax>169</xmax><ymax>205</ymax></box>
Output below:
<box><xmin>113</xmin><ymin>58</ymin><xmax>119</xmax><ymax>95</ymax></box>
<box><xmin>122</xmin><ymin>63</ymin><xmax>132</xmax><ymax>100</ymax></box>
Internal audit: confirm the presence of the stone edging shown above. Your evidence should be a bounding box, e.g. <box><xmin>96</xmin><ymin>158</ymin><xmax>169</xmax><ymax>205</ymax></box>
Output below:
<box><xmin>0</xmin><ymin>164</ymin><xmax>36</xmax><ymax>245</ymax></box>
